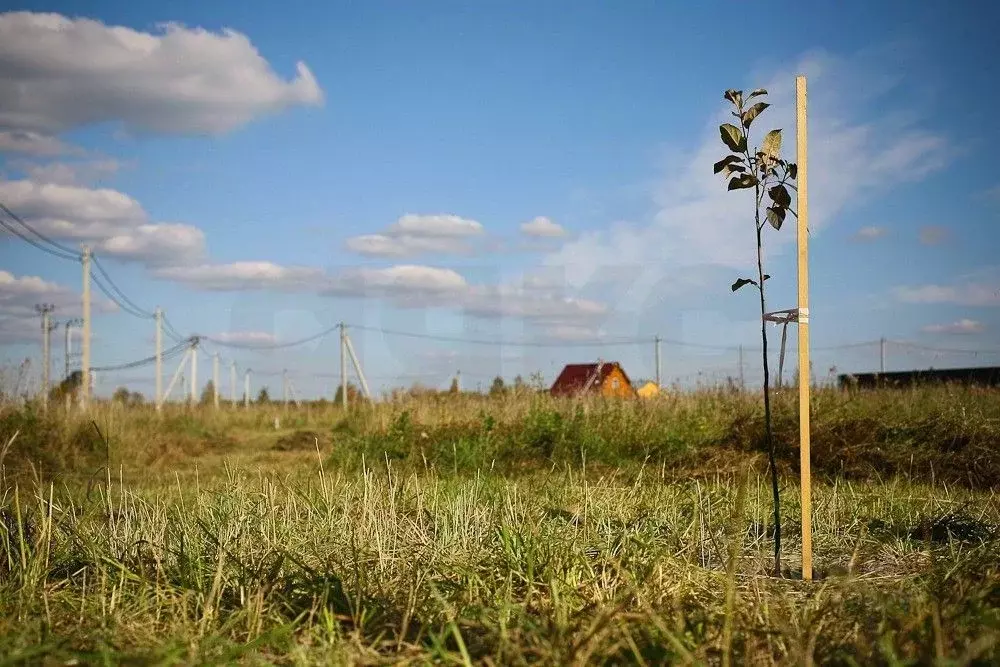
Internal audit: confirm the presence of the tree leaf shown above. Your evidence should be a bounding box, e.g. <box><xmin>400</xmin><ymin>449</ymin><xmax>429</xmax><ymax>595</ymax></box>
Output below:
<box><xmin>766</xmin><ymin>206</ymin><xmax>786</xmax><ymax>230</ymax></box>
<box><xmin>748</xmin><ymin>88</ymin><xmax>767</xmax><ymax>99</ymax></box>
<box><xmin>722</xmin><ymin>163</ymin><xmax>746</xmax><ymax>178</ymax></box>
<box><xmin>761</xmin><ymin>129</ymin><xmax>782</xmax><ymax>158</ymax></box>
<box><xmin>787</xmin><ymin>163</ymin><xmax>798</xmax><ymax>180</ymax></box>
<box><xmin>741</xmin><ymin>102</ymin><xmax>769</xmax><ymax>129</ymax></box>
<box><xmin>768</xmin><ymin>184</ymin><xmax>791</xmax><ymax>208</ymax></box>
<box><xmin>727</xmin><ymin>174</ymin><xmax>757</xmax><ymax>190</ymax></box>
<box><xmin>713</xmin><ymin>155</ymin><xmax>744</xmax><ymax>174</ymax></box>
<box><xmin>724</xmin><ymin>89</ymin><xmax>743</xmax><ymax>107</ymax></box>
<box><xmin>731</xmin><ymin>278</ymin><xmax>757</xmax><ymax>292</ymax></box>
<box><xmin>719</xmin><ymin>124</ymin><xmax>745</xmax><ymax>153</ymax></box>
<box><xmin>763</xmin><ymin>274</ymin><xmax>771</xmax><ymax>281</ymax></box>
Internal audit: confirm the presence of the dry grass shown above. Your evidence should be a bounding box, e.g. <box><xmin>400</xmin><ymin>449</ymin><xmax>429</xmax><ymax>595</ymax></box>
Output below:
<box><xmin>0</xmin><ymin>385</ymin><xmax>998</xmax><ymax>663</ymax></box>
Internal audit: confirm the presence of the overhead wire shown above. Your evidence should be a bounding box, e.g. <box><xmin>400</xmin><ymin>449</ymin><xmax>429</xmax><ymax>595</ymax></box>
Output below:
<box><xmin>89</xmin><ymin>270</ymin><xmax>153</xmax><ymax>320</ymax></box>
<box><xmin>0</xmin><ymin>209</ymin><xmax>81</xmax><ymax>262</ymax></box>
<box><xmin>91</xmin><ymin>254</ymin><xmax>156</xmax><ymax>319</ymax></box>
<box><xmin>350</xmin><ymin>324</ymin><xmax>649</xmax><ymax>348</ymax></box>
<box><xmin>201</xmin><ymin>323</ymin><xmax>341</xmax><ymax>350</ymax></box>
<box><xmin>91</xmin><ymin>337</ymin><xmax>192</xmax><ymax>372</ymax></box>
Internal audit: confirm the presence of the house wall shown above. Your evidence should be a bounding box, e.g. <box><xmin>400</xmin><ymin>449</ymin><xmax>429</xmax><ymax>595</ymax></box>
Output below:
<box><xmin>600</xmin><ymin>366</ymin><xmax>635</xmax><ymax>397</ymax></box>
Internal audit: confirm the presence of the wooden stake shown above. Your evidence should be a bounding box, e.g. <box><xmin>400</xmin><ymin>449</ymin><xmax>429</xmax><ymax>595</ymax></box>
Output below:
<box><xmin>796</xmin><ymin>75</ymin><xmax>813</xmax><ymax>581</ymax></box>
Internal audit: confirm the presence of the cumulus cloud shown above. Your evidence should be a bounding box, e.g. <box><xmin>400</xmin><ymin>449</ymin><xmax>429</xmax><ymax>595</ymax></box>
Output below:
<box><xmin>520</xmin><ymin>216</ymin><xmax>567</xmax><ymax>238</ymax></box>
<box><xmin>538</xmin><ymin>47</ymin><xmax>954</xmax><ymax>300</ymax></box>
<box><xmin>345</xmin><ymin>234</ymin><xmax>471</xmax><ymax>258</ymax></box>
<box><xmin>153</xmin><ymin>261</ymin><xmax>326</xmax><ymax>291</ymax></box>
<box><xmin>209</xmin><ymin>331</ymin><xmax>279</xmax><ymax>346</ymax></box>
<box><xmin>0</xmin><ymin>316</ymin><xmax>43</xmax><ymax>344</ymax></box>
<box><xmin>344</xmin><ymin>214</ymin><xmax>484</xmax><ymax>258</ymax></box>
<box><xmin>17</xmin><ymin>159</ymin><xmax>121</xmax><ymax>186</ymax></box>
<box><xmin>0</xmin><ymin>179</ymin><xmax>206</xmax><ymax>266</ymax></box>
<box><xmin>0</xmin><ymin>270</ymin><xmax>116</xmax><ymax>339</ymax></box>
<box><xmin>852</xmin><ymin>226</ymin><xmax>887</xmax><ymax>241</ymax></box>
<box><xmin>918</xmin><ymin>225</ymin><xmax>950</xmax><ymax>246</ymax></box>
<box><xmin>0</xmin><ymin>11</ymin><xmax>323</xmax><ymax>138</ymax></box>
<box><xmin>893</xmin><ymin>268</ymin><xmax>1000</xmax><ymax>307</ymax></box>
<box><xmin>921</xmin><ymin>319</ymin><xmax>985</xmax><ymax>335</ymax></box>
<box><xmin>461</xmin><ymin>284</ymin><xmax>607</xmax><ymax>324</ymax></box>
<box><xmin>0</xmin><ymin>130</ymin><xmax>76</xmax><ymax>156</ymax></box>
<box><xmin>326</xmin><ymin>265</ymin><xmax>469</xmax><ymax>297</ymax></box>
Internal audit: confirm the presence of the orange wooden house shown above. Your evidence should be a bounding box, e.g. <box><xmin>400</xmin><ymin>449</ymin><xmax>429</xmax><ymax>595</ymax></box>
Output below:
<box><xmin>549</xmin><ymin>360</ymin><xmax>636</xmax><ymax>398</ymax></box>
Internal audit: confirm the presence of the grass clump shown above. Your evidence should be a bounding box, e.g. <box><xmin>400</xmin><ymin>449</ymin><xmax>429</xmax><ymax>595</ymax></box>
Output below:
<box><xmin>1</xmin><ymin>465</ymin><xmax>999</xmax><ymax>664</ymax></box>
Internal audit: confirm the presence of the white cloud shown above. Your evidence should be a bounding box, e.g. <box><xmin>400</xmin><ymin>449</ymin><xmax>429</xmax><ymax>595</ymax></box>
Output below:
<box><xmin>853</xmin><ymin>226</ymin><xmax>887</xmax><ymax>241</ymax></box>
<box><xmin>345</xmin><ymin>233</ymin><xmax>470</xmax><ymax>258</ymax></box>
<box><xmin>344</xmin><ymin>214</ymin><xmax>484</xmax><ymax>258</ymax></box>
<box><xmin>539</xmin><ymin>48</ymin><xmax>954</xmax><ymax>299</ymax></box>
<box><xmin>0</xmin><ymin>269</ymin><xmax>116</xmax><ymax>327</ymax></box>
<box><xmin>461</xmin><ymin>284</ymin><xmax>607</xmax><ymax>323</ymax></box>
<box><xmin>17</xmin><ymin>159</ymin><xmax>121</xmax><ymax>186</ymax></box>
<box><xmin>0</xmin><ymin>316</ymin><xmax>43</xmax><ymax>344</ymax></box>
<box><xmin>0</xmin><ymin>11</ymin><xmax>323</xmax><ymax>137</ymax></box>
<box><xmin>893</xmin><ymin>269</ymin><xmax>1000</xmax><ymax>307</ymax></box>
<box><xmin>209</xmin><ymin>331</ymin><xmax>279</xmax><ymax>345</ymax></box>
<box><xmin>520</xmin><ymin>216</ymin><xmax>567</xmax><ymax>238</ymax></box>
<box><xmin>0</xmin><ymin>130</ymin><xmax>76</xmax><ymax>156</ymax></box>
<box><xmin>542</xmin><ymin>323</ymin><xmax>611</xmax><ymax>342</ymax></box>
<box><xmin>327</xmin><ymin>265</ymin><xmax>469</xmax><ymax>297</ymax></box>
<box><xmin>918</xmin><ymin>225</ymin><xmax>949</xmax><ymax>246</ymax></box>
<box><xmin>154</xmin><ymin>261</ymin><xmax>325</xmax><ymax>291</ymax></box>
<box><xmin>921</xmin><ymin>319</ymin><xmax>985</xmax><ymax>335</ymax></box>
<box><xmin>388</xmin><ymin>214</ymin><xmax>483</xmax><ymax>238</ymax></box>
<box><xmin>0</xmin><ymin>179</ymin><xmax>206</xmax><ymax>266</ymax></box>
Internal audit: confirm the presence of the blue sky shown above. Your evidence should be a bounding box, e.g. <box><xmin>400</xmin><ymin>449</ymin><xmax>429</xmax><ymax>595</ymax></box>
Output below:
<box><xmin>1</xmin><ymin>1</ymin><xmax>999</xmax><ymax>399</ymax></box>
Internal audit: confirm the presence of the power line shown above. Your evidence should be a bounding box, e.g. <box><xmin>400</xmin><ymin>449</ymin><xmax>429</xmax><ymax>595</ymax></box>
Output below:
<box><xmin>0</xmin><ymin>201</ymin><xmax>81</xmax><ymax>257</ymax></box>
<box><xmin>91</xmin><ymin>254</ymin><xmax>155</xmax><ymax>319</ymax></box>
<box><xmin>891</xmin><ymin>340</ymin><xmax>1000</xmax><ymax>356</ymax></box>
<box><xmin>92</xmin><ymin>338</ymin><xmax>191</xmax><ymax>372</ymax></box>
<box><xmin>161</xmin><ymin>314</ymin><xmax>186</xmax><ymax>343</ymax></box>
<box><xmin>0</xmin><ymin>210</ymin><xmax>80</xmax><ymax>262</ymax></box>
<box><xmin>201</xmin><ymin>323</ymin><xmax>341</xmax><ymax>350</ymax></box>
<box><xmin>351</xmin><ymin>324</ymin><xmax>649</xmax><ymax>348</ymax></box>
<box><xmin>90</xmin><ymin>270</ymin><xmax>152</xmax><ymax>320</ymax></box>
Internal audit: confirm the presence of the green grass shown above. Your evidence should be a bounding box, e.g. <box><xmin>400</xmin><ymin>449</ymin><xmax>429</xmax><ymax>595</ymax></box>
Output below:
<box><xmin>1</xmin><ymin>385</ymin><xmax>999</xmax><ymax>664</ymax></box>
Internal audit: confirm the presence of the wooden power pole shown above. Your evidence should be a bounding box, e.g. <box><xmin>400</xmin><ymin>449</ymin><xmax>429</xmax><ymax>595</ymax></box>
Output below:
<box><xmin>80</xmin><ymin>246</ymin><xmax>91</xmax><ymax>408</ymax></box>
<box><xmin>35</xmin><ymin>304</ymin><xmax>55</xmax><ymax>407</ymax></box>
<box><xmin>796</xmin><ymin>74</ymin><xmax>813</xmax><ymax>581</ymax></box>
<box><xmin>155</xmin><ymin>307</ymin><xmax>163</xmax><ymax>411</ymax></box>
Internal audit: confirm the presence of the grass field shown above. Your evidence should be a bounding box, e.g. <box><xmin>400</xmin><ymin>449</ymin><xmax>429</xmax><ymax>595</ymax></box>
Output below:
<box><xmin>2</xmin><ymin>386</ymin><xmax>999</xmax><ymax>664</ymax></box>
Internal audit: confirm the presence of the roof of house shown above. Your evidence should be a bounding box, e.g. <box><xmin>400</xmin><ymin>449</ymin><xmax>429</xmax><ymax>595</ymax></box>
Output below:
<box><xmin>549</xmin><ymin>361</ymin><xmax>633</xmax><ymax>396</ymax></box>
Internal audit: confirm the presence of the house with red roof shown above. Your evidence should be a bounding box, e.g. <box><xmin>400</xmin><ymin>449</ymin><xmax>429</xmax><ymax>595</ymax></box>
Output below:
<box><xmin>549</xmin><ymin>360</ymin><xmax>636</xmax><ymax>398</ymax></box>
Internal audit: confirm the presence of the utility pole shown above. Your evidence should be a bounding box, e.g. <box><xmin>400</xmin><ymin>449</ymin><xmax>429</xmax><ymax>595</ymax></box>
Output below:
<box><xmin>155</xmin><ymin>307</ymin><xmax>163</xmax><ymax>410</ymax></box>
<box><xmin>230</xmin><ymin>361</ymin><xmax>237</xmax><ymax>404</ymax></box>
<box><xmin>282</xmin><ymin>369</ymin><xmax>289</xmax><ymax>408</ymax></box>
<box><xmin>344</xmin><ymin>328</ymin><xmax>371</xmax><ymax>400</ymax></box>
<box><xmin>81</xmin><ymin>245</ymin><xmax>92</xmax><ymax>409</ymax></box>
<box><xmin>654</xmin><ymin>335</ymin><xmax>661</xmax><ymax>387</ymax></box>
<box><xmin>244</xmin><ymin>368</ymin><xmax>251</xmax><ymax>409</ymax></box>
<box><xmin>339</xmin><ymin>322</ymin><xmax>347</xmax><ymax>408</ymax></box>
<box><xmin>35</xmin><ymin>304</ymin><xmax>55</xmax><ymax>407</ymax></box>
<box><xmin>738</xmin><ymin>344</ymin><xmax>745</xmax><ymax>389</ymax></box>
<box><xmin>879</xmin><ymin>337</ymin><xmax>886</xmax><ymax>374</ymax></box>
<box><xmin>189</xmin><ymin>337</ymin><xmax>198</xmax><ymax>407</ymax></box>
<box><xmin>213</xmin><ymin>352</ymin><xmax>220</xmax><ymax>410</ymax></box>
<box><xmin>63</xmin><ymin>318</ymin><xmax>81</xmax><ymax>381</ymax></box>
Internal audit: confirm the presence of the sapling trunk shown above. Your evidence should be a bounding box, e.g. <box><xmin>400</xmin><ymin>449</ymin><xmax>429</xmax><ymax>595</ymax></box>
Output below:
<box><xmin>755</xmin><ymin>210</ymin><xmax>781</xmax><ymax>578</ymax></box>
<box><xmin>714</xmin><ymin>87</ymin><xmax>796</xmax><ymax>579</ymax></box>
